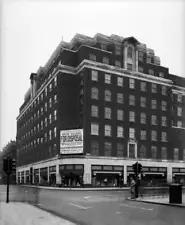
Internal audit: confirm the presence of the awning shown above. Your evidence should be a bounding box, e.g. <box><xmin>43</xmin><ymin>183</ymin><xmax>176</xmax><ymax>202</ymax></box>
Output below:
<box><xmin>93</xmin><ymin>171</ymin><xmax>122</xmax><ymax>175</ymax></box>
<box><xmin>173</xmin><ymin>173</ymin><xmax>185</xmax><ymax>175</ymax></box>
<box><xmin>143</xmin><ymin>173</ymin><xmax>165</xmax><ymax>175</ymax></box>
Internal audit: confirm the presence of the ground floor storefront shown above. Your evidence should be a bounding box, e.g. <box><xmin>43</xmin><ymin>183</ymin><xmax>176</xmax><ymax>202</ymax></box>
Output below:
<box><xmin>16</xmin><ymin>156</ymin><xmax>185</xmax><ymax>187</ymax></box>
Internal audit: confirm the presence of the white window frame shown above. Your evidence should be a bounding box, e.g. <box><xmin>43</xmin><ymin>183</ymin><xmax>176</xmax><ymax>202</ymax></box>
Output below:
<box><xmin>117</xmin><ymin>77</ymin><xmax>123</xmax><ymax>86</ymax></box>
<box><xmin>91</xmin><ymin>70</ymin><xmax>98</xmax><ymax>81</ymax></box>
<box><xmin>117</xmin><ymin>93</ymin><xmax>124</xmax><ymax>104</ymax></box>
<box><xmin>117</xmin><ymin>126</ymin><xmax>124</xmax><ymax>138</ymax></box>
<box><xmin>91</xmin><ymin>123</ymin><xmax>99</xmax><ymax>135</ymax></box>
<box><xmin>177</xmin><ymin>107</ymin><xmax>182</xmax><ymax>116</ymax></box>
<box><xmin>140</xmin><ymin>113</ymin><xmax>146</xmax><ymax>124</ymax></box>
<box><xmin>105</xmin><ymin>107</ymin><xmax>111</xmax><ymax>119</ymax></box>
<box><xmin>117</xmin><ymin>110</ymin><xmax>124</xmax><ymax>121</ymax></box>
<box><xmin>129</xmin><ymin>111</ymin><xmax>135</xmax><ymax>122</ymax></box>
<box><xmin>105</xmin><ymin>74</ymin><xmax>111</xmax><ymax>84</ymax></box>
<box><xmin>104</xmin><ymin>125</ymin><xmax>111</xmax><ymax>136</ymax></box>
<box><xmin>129</xmin><ymin>128</ymin><xmax>135</xmax><ymax>139</ymax></box>
<box><xmin>129</xmin><ymin>78</ymin><xmax>135</xmax><ymax>89</ymax></box>
<box><xmin>91</xmin><ymin>87</ymin><xmax>99</xmax><ymax>99</ymax></box>
<box><xmin>91</xmin><ymin>105</ymin><xmax>98</xmax><ymax>117</ymax></box>
<box><xmin>140</xmin><ymin>130</ymin><xmax>147</xmax><ymax>140</ymax></box>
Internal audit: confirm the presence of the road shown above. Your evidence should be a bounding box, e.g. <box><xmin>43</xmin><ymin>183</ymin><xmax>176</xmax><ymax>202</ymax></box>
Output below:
<box><xmin>0</xmin><ymin>185</ymin><xmax>185</xmax><ymax>225</ymax></box>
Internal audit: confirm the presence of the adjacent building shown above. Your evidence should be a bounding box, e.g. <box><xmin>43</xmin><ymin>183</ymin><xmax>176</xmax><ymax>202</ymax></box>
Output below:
<box><xmin>16</xmin><ymin>33</ymin><xmax>185</xmax><ymax>187</ymax></box>
<box><xmin>0</xmin><ymin>141</ymin><xmax>17</xmax><ymax>184</ymax></box>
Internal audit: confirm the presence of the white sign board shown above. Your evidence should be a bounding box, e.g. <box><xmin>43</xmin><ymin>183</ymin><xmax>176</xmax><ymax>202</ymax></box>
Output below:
<box><xmin>60</xmin><ymin>129</ymin><xmax>83</xmax><ymax>154</ymax></box>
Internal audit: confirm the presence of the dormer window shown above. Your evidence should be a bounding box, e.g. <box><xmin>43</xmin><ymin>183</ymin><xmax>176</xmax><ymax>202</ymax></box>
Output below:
<box><xmin>127</xmin><ymin>47</ymin><xmax>133</xmax><ymax>58</ymax></box>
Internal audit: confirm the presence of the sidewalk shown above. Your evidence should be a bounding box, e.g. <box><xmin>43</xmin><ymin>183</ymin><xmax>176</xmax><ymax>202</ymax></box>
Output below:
<box><xmin>0</xmin><ymin>202</ymin><xmax>76</xmax><ymax>225</ymax></box>
<box><xmin>129</xmin><ymin>194</ymin><xmax>185</xmax><ymax>208</ymax></box>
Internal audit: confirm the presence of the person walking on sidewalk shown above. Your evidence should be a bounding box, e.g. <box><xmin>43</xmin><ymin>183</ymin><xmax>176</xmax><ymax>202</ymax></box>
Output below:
<box><xmin>130</xmin><ymin>177</ymin><xmax>136</xmax><ymax>199</ymax></box>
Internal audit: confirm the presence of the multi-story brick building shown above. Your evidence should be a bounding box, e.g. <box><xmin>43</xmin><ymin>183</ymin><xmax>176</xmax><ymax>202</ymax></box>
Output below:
<box><xmin>0</xmin><ymin>141</ymin><xmax>17</xmax><ymax>184</ymax></box>
<box><xmin>16</xmin><ymin>33</ymin><xmax>185</xmax><ymax>187</ymax></box>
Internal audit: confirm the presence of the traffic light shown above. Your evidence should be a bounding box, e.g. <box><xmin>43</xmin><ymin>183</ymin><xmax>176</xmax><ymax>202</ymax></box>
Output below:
<box><xmin>3</xmin><ymin>157</ymin><xmax>12</xmax><ymax>174</ymax></box>
<box><xmin>132</xmin><ymin>162</ymin><xmax>143</xmax><ymax>175</ymax></box>
<box><xmin>11</xmin><ymin>159</ymin><xmax>16</xmax><ymax>171</ymax></box>
<box><xmin>138</xmin><ymin>163</ymin><xmax>142</xmax><ymax>174</ymax></box>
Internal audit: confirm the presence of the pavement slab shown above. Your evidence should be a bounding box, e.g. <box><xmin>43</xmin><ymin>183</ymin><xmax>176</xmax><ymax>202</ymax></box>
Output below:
<box><xmin>0</xmin><ymin>202</ymin><xmax>76</xmax><ymax>225</ymax></box>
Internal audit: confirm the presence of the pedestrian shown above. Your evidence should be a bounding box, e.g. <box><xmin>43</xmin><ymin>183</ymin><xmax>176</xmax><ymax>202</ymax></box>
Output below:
<box><xmin>130</xmin><ymin>177</ymin><xmax>136</xmax><ymax>199</ymax></box>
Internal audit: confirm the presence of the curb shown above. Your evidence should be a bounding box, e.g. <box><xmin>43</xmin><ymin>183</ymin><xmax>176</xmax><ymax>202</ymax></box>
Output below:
<box><xmin>127</xmin><ymin>198</ymin><xmax>185</xmax><ymax>208</ymax></box>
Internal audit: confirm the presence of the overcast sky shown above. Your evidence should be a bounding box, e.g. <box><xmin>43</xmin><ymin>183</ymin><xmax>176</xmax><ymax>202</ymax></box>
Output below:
<box><xmin>0</xmin><ymin>0</ymin><xmax>185</xmax><ymax>150</ymax></box>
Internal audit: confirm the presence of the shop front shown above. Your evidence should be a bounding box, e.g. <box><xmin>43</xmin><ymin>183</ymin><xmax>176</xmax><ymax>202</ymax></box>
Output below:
<box><xmin>25</xmin><ymin>170</ymin><xmax>29</xmax><ymax>184</ymax></box>
<box><xmin>34</xmin><ymin>169</ymin><xmax>39</xmax><ymax>185</ymax></box>
<box><xmin>59</xmin><ymin>164</ymin><xmax>84</xmax><ymax>187</ymax></box>
<box><xmin>127</xmin><ymin>166</ymin><xmax>167</xmax><ymax>186</ymax></box>
<box><xmin>21</xmin><ymin>171</ymin><xmax>24</xmax><ymax>184</ymax></box>
<box><xmin>91</xmin><ymin>165</ymin><xmax>123</xmax><ymax>187</ymax></box>
<box><xmin>172</xmin><ymin>168</ymin><xmax>185</xmax><ymax>185</ymax></box>
<box><xmin>49</xmin><ymin>166</ymin><xmax>56</xmax><ymax>186</ymax></box>
<box><xmin>40</xmin><ymin>167</ymin><xmax>48</xmax><ymax>185</ymax></box>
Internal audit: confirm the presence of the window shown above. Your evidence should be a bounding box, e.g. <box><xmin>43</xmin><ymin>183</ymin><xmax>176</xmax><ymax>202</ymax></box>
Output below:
<box><xmin>115</xmin><ymin>45</ymin><xmax>121</xmax><ymax>55</ymax></box>
<box><xmin>90</xmin><ymin>54</ymin><xmax>96</xmax><ymax>61</ymax></box>
<box><xmin>37</xmin><ymin>110</ymin><xmax>40</xmax><ymax>118</ymax></box>
<box><xmin>37</xmin><ymin>124</ymin><xmax>40</xmax><ymax>132</ymax></box>
<box><xmin>104</xmin><ymin>125</ymin><xmax>111</xmax><ymax>136</ymax></box>
<box><xmin>140</xmin><ymin>82</ymin><xmax>146</xmax><ymax>92</ymax></box>
<box><xmin>117</xmin><ymin>126</ymin><xmax>124</xmax><ymax>138</ymax></box>
<box><xmin>54</xmin><ymin>110</ymin><xmax>57</xmax><ymax>120</ymax></box>
<box><xmin>41</xmin><ymin>107</ymin><xmax>43</xmax><ymax>115</ymax></box>
<box><xmin>127</xmin><ymin>63</ymin><xmax>132</xmax><ymax>70</ymax></box>
<box><xmin>129</xmin><ymin>95</ymin><xmax>135</xmax><ymax>106</ymax></box>
<box><xmin>129</xmin><ymin>111</ymin><xmax>135</xmax><ymax>122</ymax></box>
<box><xmin>177</xmin><ymin>121</ymin><xmax>182</xmax><ymax>127</ymax></box>
<box><xmin>45</xmin><ymin>102</ymin><xmax>48</xmax><ymax>111</ymax></box>
<box><xmin>104</xmin><ymin>142</ymin><xmax>112</xmax><ymax>156</ymax></box>
<box><xmin>101</xmin><ymin>44</ymin><xmax>107</xmax><ymax>50</ymax></box>
<box><xmin>151</xmin><ymin>83</ymin><xmax>157</xmax><ymax>93</ymax></box>
<box><xmin>49</xmin><ymin>114</ymin><xmax>52</xmax><ymax>124</ymax></box>
<box><xmin>151</xmin><ymin>115</ymin><xmax>157</xmax><ymax>125</ymax></box>
<box><xmin>117</xmin><ymin>143</ymin><xmax>124</xmax><ymax>157</ymax></box>
<box><xmin>54</xmin><ymin>127</ymin><xmax>57</xmax><ymax>138</ymax></box>
<box><xmin>127</xmin><ymin>47</ymin><xmax>132</xmax><ymax>58</ymax></box>
<box><xmin>177</xmin><ymin>94</ymin><xmax>182</xmax><ymax>102</ymax></box>
<box><xmin>138</xmin><ymin>67</ymin><xmax>144</xmax><ymax>73</ymax></box>
<box><xmin>91</xmin><ymin>70</ymin><xmax>98</xmax><ymax>81</ymax></box>
<box><xmin>140</xmin><ymin>112</ymin><xmax>146</xmax><ymax>124</ymax></box>
<box><xmin>105</xmin><ymin>90</ymin><xmax>111</xmax><ymax>101</ymax></box>
<box><xmin>49</xmin><ymin>83</ymin><xmax>52</xmax><ymax>92</ymax></box>
<box><xmin>54</xmin><ymin>76</ymin><xmax>57</xmax><ymax>86</ymax></box>
<box><xmin>147</xmin><ymin>56</ymin><xmax>152</xmax><ymax>64</ymax></box>
<box><xmin>115</xmin><ymin>60</ymin><xmax>121</xmax><ymax>67</ymax></box>
<box><xmin>44</xmin><ymin>132</ymin><xmax>47</xmax><ymax>142</ymax></box>
<box><xmin>129</xmin><ymin>128</ymin><xmax>135</xmax><ymax>139</ymax></box>
<box><xmin>117</xmin><ymin>110</ymin><xmax>124</xmax><ymax>121</ymax></box>
<box><xmin>140</xmin><ymin>97</ymin><xmax>146</xmax><ymax>107</ymax></box>
<box><xmin>129</xmin><ymin>79</ymin><xmax>135</xmax><ymax>89</ymax></box>
<box><xmin>162</xmin><ymin>116</ymin><xmax>167</xmax><ymax>126</ymax></box>
<box><xmin>41</xmin><ymin>120</ymin><xmax>43</xmax><ymax>130</ymax></box>
<box><xmin>44</xmin><ymin>118</ymin><xmax>47</xmax><ymax>127</ymax></box>
<box><xmin>91</xmin><ymin>141</ymin><xmax>99</xmax><ymax>156</ymax></box>
<box><xmin>49</xmin><ymin>130</ymin><xmax>52</xmax><ymax>140</ymax></box>
<box><xmin>49</xmin><ymin>98</ymin><xmax>52</xmax><ymax>108</ymax></box>
<box><xmin>138</xmin><ymin>51</ymin><xmax>144</xmax><ymax>61</ymax></box>
<box><xmin>183</xmin><ymin>149</ymin><xmax>185</xmax><ymax>161</ymax></box>
<box><xmin>174</xmin><ymin>148</ymin><xmax>179</xmax><ymax>160</ymax></box>
<box><xmin>159</xmin><ymin>72</ymin><xmax>164</xmax><ymax>78</ymax></box>
<box><xmin>103</xmin><ymin>57</ymin><xmax>109</xmax><ymax>64</ymax></box>
<box><xmin>140</xmin><ymin>130</ymin><xmax>147</xmax><ymax>140</ymax></box>
<box><xmin>161</xmin><ymin>132</ymin><xmax>167</xmax><ymax>142</ymax></box>
<box><xmin>117</xmin><ymin>93</ymin><xmax>124</xmax><ymax>104</ymax></box>
<box><xmin>41</xmin><ymin>93</ymin><xmax>43</xmax><ymax>101</ymax></box>
<box><xmin>161</xmin><ymin>101</ymin><xmax>167</xmax><ymax>111</ymax></box>
<box><xmin>117</xmin><ymin>77</ymin><xmax>123</xmax><ymax>86</ymax></box>
<box><xmin>91</xmin><ymin>123</ymin><xmax>99</xmax><ymax>135</ymax></box>
<box><xmin>91</xmin><ymin>105</ymin><xmax>98</xmax><ymax>117</ymax></box>
<box><xmin>45</xmin><ymin>88</ymin><xmax>47</xmax><ymax>96</ymax></box>
<box><xmin>105</xmin><ymin>74</ymin><xmax>111</xmax><ymax>84</ymax></box>
<box><xmin>161</xmin><ymin>147</ymin><xmax>167</xmax><ymax>159</ymax></box>
<box><xmin>161</xmin><ymin>86</ymin><xmax>167</xmax><ymax>95</ymax></box>
<box><xmin>105</xmin><ymin>107</ymin><xmax>111</xmax><ymax>119</ymax></box>
<box><xmin>152</xmin><ymin>99</ymin><xmax>157</xmax><ymax>109</ymax></box>
<box><xmin>149</xmin><ymin>69</ymin><xmax>154</xmax><ymax>75</ymax></box>
<box><xmin>91</xmin><ymin>87</ymin><xmax>99</xmax><ymax>99</ymax></box>
<box><xmin>177</xmin><ymin>107</ymin><xmax>182</xmax><ymax>116</ymax></box>
<box><xmin>54</xmin><ymin>94</ymin><xmax>57</xmax><ymax>103</ymax></box>
<box><xmin>151</xmin><ymin>130</ymin><xmax>157</xmax><ymax>141</ymax></box>
<box><xmin>140</xmin><ymin>145</ymin><xmax>147</xmax><ymax>158</ymax></box>
<box><xmin>151</xmin><ymin>146</ymin><xmax>157</xmax><ymax>159</ymax></box>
